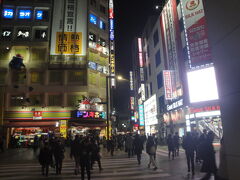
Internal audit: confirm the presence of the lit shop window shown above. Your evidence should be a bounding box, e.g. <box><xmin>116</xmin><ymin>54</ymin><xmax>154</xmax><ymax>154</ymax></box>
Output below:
<box><xmin>1</xmin><ymin>28</ymin><xmax>13</xmax><ymax>39</ymax></box>
<box><xmin>16</xmin><ymin>28</ymin><xmax>31</xmax><ymax>39</ymax></box>
<box><xmin>35</xmin><ymin>29</ymin><xmax>47</xmax><ymax>40</ymax></box>
<box><xmin>18</xmin><ymin>9</ymin><xmax>31</xmax><ymax>19</ymax></box>
<box><xmin>3</xmin><ymin>8</ymin><xmax>14</xmax><ymax>19</ymax></box>
<box><xmin>99</xmin><ymin>20</ymin><xmax>106</xmax><ymax>30</ymax></box>
<box><xmin>89</xmin><ymin>14</ymin><xmax>97</xmax><ymax>25</ymax></box>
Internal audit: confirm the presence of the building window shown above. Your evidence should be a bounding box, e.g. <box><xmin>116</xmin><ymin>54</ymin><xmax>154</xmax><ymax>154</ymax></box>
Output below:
<box><xmin>148</xmin><ymin>64</ymin><xmax>151</xmax><ymax>76</ymax></box>
<box><xmin>153</xmin><ymin>29</ymin><xmax>159</xmax><ymax>47</ymax></box>
<box><xmin>49</xmin><ymin>70</ymin><xmax>63</xmax><ymax>84</ymax></box>
<box><xmin>100</xmin><ymin>5</ymin><xmax>106</xmax><ymax>14</ymax></box>
<box><xmin>34</xmin><ymin>29</ymin><xmax>48</xmax><ymax>40</ymax></box>
<box><xmin>150</xmin><ymin>82</ymin><xmax>153</xmax><ymax>96</ymax></box>
<box><xmin>31</xmin><ymin>48</ymin><xmax>47</xmax><ymax>61</ymax></box>
<box><xmin>30</xmin><ymin>72</ymin><xmax>43</xmax><ymax>84</ymax></box>
<box><xmin>0</xmin><ymin>72</ymin><xmax>6</xmax><ymax>84</ymax></box>
<box><xmin>90</xmin><ymin>0</ymin><xmax>97</xmax><ymax>7</ymax></box>
<box><xmin>146</xmin><ymin>85</ymin><xmax>149</xmax><ymax>99</ymax></box>
<box><xmin>10</xmin><ymin>95</ymin><xmax>24</xmax><ymax>106</ymax></box>
<box><xmin>48</xmin><ymin>94</ymin><xmax>62</xmax><ymax>106</ymax></box>
<box><xmin>144</xmin><ymin>68</ymin><xmax>148</xmax><ymax>80</ymax></box>
<box><xmin>157</xmin><ymin>72</ymin><xmax>163</xmax><ymax>89</ymax></box>
<box><xmin>155</xmin><ymin>50</ymin><xmax>161</xmax><ymax>67</ymax></box>
<box><xmin>68</xmin><ymin>70</ymin><xmax>85</xmax><ymax>84</ymax></box>
<box><xmin>29</xmin><ymin>94</ymin><xmax>43</xmax><ymax>106</ymax></box>
<box><xmin>12</xmin><ymin>71</ymin><xmax>26</xmax><ymax>84</ymax></box>
<box><xmin>158</xmin><ymin>95</ymin><xmax>165</xmax><ymax>113</ymax></box>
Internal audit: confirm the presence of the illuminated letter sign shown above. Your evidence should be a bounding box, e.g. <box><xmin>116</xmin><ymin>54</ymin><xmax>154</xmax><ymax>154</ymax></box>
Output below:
<box><xmin>163</xmin><ymin>70</ymin><xmax>173</xmax><ymax>100</ymax></box>
<box><xmin>36</xmin><ymin>10</ymin><xmax>43</xmax><ymax>20</ymax></box>
<box><xmin>138</xmin><ymin>38</ymin><xmax>143</xmax><ymax>67</ymax></box>
<box><xmin>3</xmin><ymin>9</ymin><xmax>14</xmax><ymax>19</ymax></box>
<box><xmin>139</xmin><ymin>105</ymin><xmax>145</xmax><ymax>126</ymax></box>
<box><xmin>19</xmin><ymin>10</ymin><xmax>31</xmax><ymax>19</ymax></box>
<box><xmin>76</xmin><ymin>111</ymin><xmax>106</xmax><ymax>119</ymax></box>
<box><xmin>89</xmin><ymin>14</ymin><xmax>97</xmax><ymax>25</ymax></box>
<box><xmin>129</xmin><ymin>71</ymin><xmax>134</xmax><ymax>91</ymax></box>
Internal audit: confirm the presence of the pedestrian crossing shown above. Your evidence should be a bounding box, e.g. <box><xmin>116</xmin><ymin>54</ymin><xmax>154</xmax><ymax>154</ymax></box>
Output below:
<box><xmin>0</xmin><ymin>149</ymin><xmax>172</xmax><ymax>180</ymax></box>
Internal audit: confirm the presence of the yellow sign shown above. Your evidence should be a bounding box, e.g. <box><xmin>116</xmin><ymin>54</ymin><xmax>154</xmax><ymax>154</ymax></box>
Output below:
<box><xmin>60</xmin><ymin>120</ymin><xmax>67</xmax><ymax>138</ymax></box>
<box><xmin>55</xmin><ymin>32</ymin><xmax>82</xmax><ymax>55</ymax></box>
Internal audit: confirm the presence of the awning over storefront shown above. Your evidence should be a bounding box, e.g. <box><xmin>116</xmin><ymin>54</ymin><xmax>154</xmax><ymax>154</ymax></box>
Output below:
<box><xmin>4</xmin><ymin>121</ymin><xmax>57</xmax><ymax>127</ymax></box>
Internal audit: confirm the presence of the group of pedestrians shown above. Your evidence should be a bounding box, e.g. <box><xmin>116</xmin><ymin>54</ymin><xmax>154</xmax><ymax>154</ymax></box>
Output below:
<box><xmin>166</xmin><ymin>132</ymin><xmax>180</xmax><ymax>160</ymax></box>
<box><xmin>37</xmin><ymin>135</ymin><xmax>102</xmax><ymax>180</ymax></box>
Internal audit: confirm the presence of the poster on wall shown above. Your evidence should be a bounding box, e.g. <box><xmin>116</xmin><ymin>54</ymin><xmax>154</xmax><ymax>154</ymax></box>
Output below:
<box><xmin>50</xmin><ymin>0</ymin><xmax>87</xmax><ymax>56</ymax></box>
<box><xmin>181</xmin><ymin>0</ymin><xmax>212</xmax><ymax>67</ymax></box>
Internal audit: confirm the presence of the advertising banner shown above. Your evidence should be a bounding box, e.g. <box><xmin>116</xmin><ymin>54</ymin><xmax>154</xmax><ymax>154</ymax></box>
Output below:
<box><xmin>139</xmin><ymin>105</ymin><xmax>145</xmax><ymax>126</ymax></box>
<box><xmin>181</xmin><ymin>0</ymin><xmax>212</xmax><ymax>67</ymax></box>
<box><xmin>50</xmin><ymin>0</ymin><xmax>87</xmax><ymax>56</ymax></box>
<box><xmin>144</xmin><ymin>95</ymin><xmax>158</xmax><ymax>126</ymax></box>
<box><xmin>60</xmin><ymin>120</ymin><xmax>67</xmax><ymax>138</ymax></box>
<box><xmin>130</xmin><ymin>97</ymin><xmax>135</xmax><ymax>110</ymax></box>
<box><xmin>129</xmin><ymin>71</ymin><xmax>134</xmax><ymax>91</ymax></box>
<box><xmin>163</xmin><ymin>70</ymin><xmax>173</xmax><ymax>100</ymax></box>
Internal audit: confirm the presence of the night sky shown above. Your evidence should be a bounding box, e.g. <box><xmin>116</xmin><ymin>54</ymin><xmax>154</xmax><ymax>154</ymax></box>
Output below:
<box><xmin>113</xmin><ymin>0</ymin><xmax>163</xmax><ymax>116</ymax></box>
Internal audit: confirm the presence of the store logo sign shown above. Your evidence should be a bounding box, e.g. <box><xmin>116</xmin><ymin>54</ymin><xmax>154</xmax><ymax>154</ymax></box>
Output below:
<box><xmin>186</xmin><ymin>0</ymin><xmax>199</xmax><ymax>10</ymax></box>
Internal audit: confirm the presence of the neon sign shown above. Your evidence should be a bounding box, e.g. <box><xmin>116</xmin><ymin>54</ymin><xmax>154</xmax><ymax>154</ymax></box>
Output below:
<box><xmin>3</xmin><ymin>9</ymin><xmax>14</xmax><ymax>19</ymax></box>
<box><xmin>99</xmin><ymin>20</ymin><xmax>105</xmax><ymax>30</ymax></box>
<box><xmin>75</xmin><ymin>111</ymin><xmax>106</xmax><ymax>119</ymax></box>
<box><xmin>89</xmin><ymin>14</ymin><xmax>97</xmax><ymax>25</ymax></box>
<box><xmin>36</xmin><ymin>10</ymin><xmax>43</xmax><ymax>20</ymax></box>
<box><xmin>18</xmin><ymin>10</ymin><xmax>31</xmax><ymax>19</ymax></box>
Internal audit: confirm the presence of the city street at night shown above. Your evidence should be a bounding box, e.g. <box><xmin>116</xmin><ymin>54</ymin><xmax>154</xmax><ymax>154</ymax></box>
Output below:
<box><xmin>0</xmin><ymin>146</ymin><xmax>217</xmax><ymax>180</ymax></box>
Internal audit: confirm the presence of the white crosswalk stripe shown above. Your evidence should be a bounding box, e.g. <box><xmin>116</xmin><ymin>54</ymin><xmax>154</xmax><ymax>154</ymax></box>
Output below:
<box><xmin>0</xmin><ymin>151</ymin><xmax>171</xmax><ymax>180</ymax></box>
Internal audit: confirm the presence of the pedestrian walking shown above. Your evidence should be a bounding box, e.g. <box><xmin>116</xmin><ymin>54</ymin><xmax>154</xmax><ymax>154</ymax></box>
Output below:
<box><xmin>146</xmin><ymin>136</ymin><xmax>157</xmax><ymax>170</ymax></box>
<box><xmin>218</xmin><ymin>137</ymin><xmax>228</xmax><ymax>180</ymax></box>
<box><xmin>173</xmin><ymin>132</ymin><xmax>180</xmax><ymax>157</ymax></box>
<box><xmin>200</xmin><ymin>131</ymin><xmax>218</xmax><ymax>180</ymax></box>
<box><xmin>107</xmin><ymin>137</ymin><xmax>115</xmax><ymax>156</ymax></box>
<box><xmin>167</xmin><ymin>134</ymin><xmax>175</xmax><ymax>160</ymax></box>
<box><xmin>133</xmin><ymin>134</ymin><xmax>144</xmax><ymax>165</ymax></box>
<box><xmin>79</xmin><ymin>137</ymin><xmax>92</xmax><ymax>180</ymax></box>
<box><xmin>38</xmin><ymin>142</ymin><xmax>53</xmax><ymax>177</ymax></box>
<box><xmin>90</xmin><ymin>138</ymin><xmax>103</xmax><ymax>171</ymax></box>
<box><xmin>70</xmin><ymin>135</ymin><xmax>81</xmax><ymax>175</ymax></box>
<box><xmin>125</xmin><ymin>134</ymin><xmax>134</xmax><ymax>158</ymax></box>
<box><xmin>182</xmin><ymin>132</ymin><xmax>195</xmax><ymax>175</ymax></box>
<box><xmin>152</xmin><ymin>134</ymin><xmax>158</xmax><ymax>160</ymax></box>
<box><xmin>53</xmin><ymin>139</ymin><xmax>65</xmax><ymax>175</ymax></box>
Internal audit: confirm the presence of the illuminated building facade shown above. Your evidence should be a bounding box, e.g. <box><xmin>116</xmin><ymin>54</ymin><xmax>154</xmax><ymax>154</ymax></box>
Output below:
<box><xmin>0</xmin><ymin>0</ymin><xmax>113</xmax><ymax>145</ymax></box>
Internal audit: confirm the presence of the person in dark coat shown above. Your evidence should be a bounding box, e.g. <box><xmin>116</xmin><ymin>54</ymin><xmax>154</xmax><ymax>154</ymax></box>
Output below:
<box><xmin>146</xmin><ymin>136</ymin><xmax>157</xmax><ymax>170</ymax></box>
<box><xmin>53</xmin><ymin>139</ymin><xmax>65</xmax><ymax>175</ymax></box>
<box><xmin>200</xmin><ymin>131</ymin><xmax>218</xmax><ymax>180</ymax></box>
<box><xmin>182</xmin><ymin>132</ymin><xmax>195</xmax><ymax>175</ymax></box>
<box><xmin>173</xmin><ymin>132</ymin><xmax>180</xmax><ymax>157</ymax></box>
<box><xmin>38</xmin><ymin>142</ymin><xmax>53</xmax><ymax>176</ymax></box>
<box><xmin>167</xmin><ymin>134</ymin><xmax>175</xmax><ymax>160</ymax></box>
<box><xmin>90</xmin><ymin>138</ymin><xmax>103</xmax><ymax>171</ymax></box>
<box><xmin>79</xmin><ymin>137</ymin><xmax>92</xmax><ymax>180</ymax></box>
<box><xmin>133</xmin><ymin>134</ymin><xmax>144</xmax><ymax>165</ymax></box>
<box><xmin>70</xmin><ymin>135</ymin><xmax>82</xmax><ymax>175</ymax></box>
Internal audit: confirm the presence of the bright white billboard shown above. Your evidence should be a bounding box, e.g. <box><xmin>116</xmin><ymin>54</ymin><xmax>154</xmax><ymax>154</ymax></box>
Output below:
<box><xmin>187</xmin><ymin>67</ymin><xmax>219</xmax><ymax>103</ymax></box>
<box><xmin>144</xmin><ymin>95</ymin><xmax>158</xmax><ymax>126</ymax></box>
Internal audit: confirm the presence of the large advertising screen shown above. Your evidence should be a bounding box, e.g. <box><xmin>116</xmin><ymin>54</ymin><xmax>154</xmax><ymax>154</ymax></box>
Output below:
<box><xmin>144</xmin><ymin>95</ymin><xmax>158</xmax><ymax>126</ymax></box>
<box><xmin>187</xmin><ymin>67</ymin><xmax>219</xmax><ymax>103</ymax></box>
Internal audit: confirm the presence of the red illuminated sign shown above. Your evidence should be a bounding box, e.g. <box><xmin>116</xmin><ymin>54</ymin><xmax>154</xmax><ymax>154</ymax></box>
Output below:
<box><xmin>138</xmin><ymin>38</ymin><xmax>144</xmax><ymax>67</ymax></box>
<box><xmin>190</xmin><ymin>105</ymin><xmax>220</xmax><ymax>114</ymax></box>
<box><xmin>163</xmin><ymin>70</ymin><xmax>173</xmax><ymax>100</ymax></box>
<box><xmin>33</xmin><ymin>111</ymin><xmax>42</xmax><ymax>120</ymax></box>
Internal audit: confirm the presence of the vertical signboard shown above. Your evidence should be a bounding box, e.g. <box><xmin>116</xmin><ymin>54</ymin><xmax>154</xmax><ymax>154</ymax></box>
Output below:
<box><xmin>181</xmin><ymin>0</ymin><xmax>212</xmax><ymax>68</ymax></box>
<box><xmin>109</xmin><ymin>0</ymin><xmax>115</xmax><ymax>87</ymax></box>
<box><xmin>130</xmin><ymin>97</ymin><xmax>135</xmax><ymax>110</ymax></box>
<box><xmin>129</xmin><ymin>71</ymin><xmax>134</xmax><ymax>91</ymax></box>
<box><xmin>50</xmin><ymin>0</ymin><xmax>87</xmax><ymax>56</ymax></box>
<box><xmin>60</xmin><ymin>120</ymin><xmax>67</xmax><ymax>138</ymax></box>
<box><xmin>138</xmin><ymin>38</ymin><xmax>144</xmax><ymax>67</ymax></box>
<box><xmin>163</xmin><ymin>70</ymin><xmax>173</xmax><ymax>100</ymax></box>
<box><xmin>141</xmin><ymin>84</ymin><xmax>146</xmax><ymax>101</ymax></box>
<box><xmin>139</xmin><ymin>105</ymin><xmax>145</xmax><ymax>126</ymax></box>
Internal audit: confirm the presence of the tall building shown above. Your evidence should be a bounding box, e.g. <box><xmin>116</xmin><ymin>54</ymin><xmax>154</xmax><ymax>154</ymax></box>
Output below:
<box><xmin>132</xmin><ymin>0</ymin><xmax>221</xmax><ymax>140</ymax></box>
<box><xmin>0</xmin><ymin>0</ymin><xmax>114</xmax><ymax>146</ymax></box>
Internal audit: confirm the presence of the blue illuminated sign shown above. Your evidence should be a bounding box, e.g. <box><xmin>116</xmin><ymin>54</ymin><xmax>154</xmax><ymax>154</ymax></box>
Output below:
<box><xmin>89</xmin><ymin>14</ymin><xmax>97</xmax><ymax>25</ymax></box>
<box><xmin>139</xmin><ymin>105</ymin><xmax>145</xmax><ymax>126</ymax></box>
<box><xmin>110</xmin><ymin>30</ymin><xmax>114</xmax><ymax>41</ymax></box>
<box><xmin>131</xmin><ymin>116</ymin><xmax>135</xmax><ymax>121</ymax></box>
<box><xmin>3</xmin><ymin>9</ymin><xmax>14</xmax><ymax>19</ymax></box>
<box><xmin>88</xmin><ymin>61</ymin><xmax>97</xmax><ymax>70</ymax></box>
<box><xmin>99</xmin><ymin>20</ymin><xmax>105</xmax><ymax>30</ymax></box>
<box><xmin>36</xmin><ymin>10</ymin><xmax>43</xmax><ymax>20</ymax></box>
<box><xmin>110</xmin><ymin>19</ymin><xmax>114</xmax><ymax>30</ymax></box>
<box><xmin>18</xmin><ymin>10</ymin><xmax>31</xmax><ymax>19</ymax></box>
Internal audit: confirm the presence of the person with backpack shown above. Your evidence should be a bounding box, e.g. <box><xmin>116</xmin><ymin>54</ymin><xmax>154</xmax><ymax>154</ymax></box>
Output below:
<box><xmin>146</xmin><ymin>136</ymin><xmax>157</xmax><ymax>170</ymax></box>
